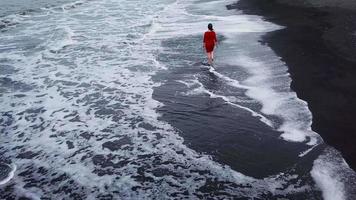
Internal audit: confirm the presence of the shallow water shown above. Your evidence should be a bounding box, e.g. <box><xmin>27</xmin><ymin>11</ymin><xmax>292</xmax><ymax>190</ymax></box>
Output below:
<box><xmin>0</xmin><ymin>0</ymin><xmax>355</xmax><ymax>199</ymax></box>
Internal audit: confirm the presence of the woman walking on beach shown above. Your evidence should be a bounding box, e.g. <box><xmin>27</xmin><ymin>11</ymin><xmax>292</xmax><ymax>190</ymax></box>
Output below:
<box><xmin>203</xmin><ymin>23</ymin><xmax>218</xmax><ymax>65</ymax></box>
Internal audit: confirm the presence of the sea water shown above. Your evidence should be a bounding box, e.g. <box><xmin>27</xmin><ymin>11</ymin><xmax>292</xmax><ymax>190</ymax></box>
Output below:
<box><xmin>0</xmin><ymin>0</ymin><xmax>355</xmax><ymax>199</ymax></box>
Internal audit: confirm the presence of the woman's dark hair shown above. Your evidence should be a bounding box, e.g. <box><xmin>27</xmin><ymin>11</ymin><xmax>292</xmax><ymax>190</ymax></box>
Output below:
<box><xmin>208</xmin><ymin>23</ymin><xmax>213</xmax><ymax>31</ymax></box>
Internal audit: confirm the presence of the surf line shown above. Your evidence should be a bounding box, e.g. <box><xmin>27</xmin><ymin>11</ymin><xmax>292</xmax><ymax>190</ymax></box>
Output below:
<box><xmin>193</xmin><ymin>77</ymin><xmax>273</xmax><ymax>127</ymax></box>
<box><xmin>202</xmin><ymin>67</ymin><xmax>272</xmax><ymax>126</ymax></box>
<box><xmin>209</xmin><ymin>90</ymin><xmax>273</xmax><ymax>127</ymax></box>
<box><xmin>208</xmin><ymin>67</ymin><xmax>251</xmax><ymax>90</ymax></box>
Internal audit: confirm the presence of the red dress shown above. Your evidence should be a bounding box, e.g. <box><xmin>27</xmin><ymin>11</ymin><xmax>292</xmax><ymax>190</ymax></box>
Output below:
<box><xmin>203</xmin><ymin>31</ymin><xmax>217</xmax><ymax>53</ymax></box>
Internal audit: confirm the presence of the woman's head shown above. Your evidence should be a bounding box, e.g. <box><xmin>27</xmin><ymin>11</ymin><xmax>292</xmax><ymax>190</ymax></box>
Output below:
<box><xmin>208</xmin><ymin>23</ymin><xmax>213</xmax><ymax>31</ymax></box>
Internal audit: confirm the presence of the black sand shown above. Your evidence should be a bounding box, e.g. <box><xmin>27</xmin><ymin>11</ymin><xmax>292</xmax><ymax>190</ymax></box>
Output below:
<box><xmin>232</xmin><ymin>0</ymin><xmax>356</xmax><ymax>170</ymax></box>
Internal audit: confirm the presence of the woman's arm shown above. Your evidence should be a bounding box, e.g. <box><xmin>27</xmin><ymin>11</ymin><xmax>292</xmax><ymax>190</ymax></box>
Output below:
<box><xmin>203</xmin><ymin>32</ymin><xmax>207</xmax><ymax>48</ymax></box>
<box><xmin>214</xmin><ymin>32</ymin><xmax>218</xmax><ymax>46</ymax></box>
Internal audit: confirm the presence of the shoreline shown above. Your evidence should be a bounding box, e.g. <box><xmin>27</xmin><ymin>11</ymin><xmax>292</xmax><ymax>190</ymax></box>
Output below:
<box><xmin>232</xmin><ymin>0</ymin><xmax>356</xmax><ymax>171</ymax></box>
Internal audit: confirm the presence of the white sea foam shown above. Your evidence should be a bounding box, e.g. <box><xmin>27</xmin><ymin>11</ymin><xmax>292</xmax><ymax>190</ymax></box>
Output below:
<box><xmin>148</xmin><ymin>0</ymin><xmax>280</xmax><ymax>41</ymax></box>
<box><xmin>180</xmin><ymin>77</ymin><xmax>273</xmax><ymax>127</ymax></box>
<box><xmin>208</xmin><ymin>66</ymin><xmax>250</xmax><ymax>90</ymax></box>
<box><xmin>0</xmin><ymin>164</ymin><xmax>16</xmax><ymax>185</ymax></box>
<box><xmin>46</xmin><ymin>26</ymin><xmax>75</xmax><ymax>52</ymax></box>
<box><xmin>311</xmin><ymin>147</ymin><xmax>356</xmax><ymax>200</ymax></box>
<box><xmin>229</xmin><ymin>55</ymin><xmax>316</xmax><ymax>143</ymax></box>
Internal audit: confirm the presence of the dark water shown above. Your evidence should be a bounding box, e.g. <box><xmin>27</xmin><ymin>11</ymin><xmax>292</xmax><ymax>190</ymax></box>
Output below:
<box><xmin>0</xmin><ymin>0</ymin><xmax>356</xmax><ymax>199</ymax></box>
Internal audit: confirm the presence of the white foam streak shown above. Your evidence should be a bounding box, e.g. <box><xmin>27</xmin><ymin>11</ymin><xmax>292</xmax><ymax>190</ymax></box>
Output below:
<box><xmin>311</xmin><ymin>148</ymin><xmax>351</xmax><ymax>200</ymax></box>
<box><xmin>209</xmin><ymin>66</ymin><xmax>250</xmax><ymax>90</ymax></box>
<box><xmin>181</xmin><ymin>77</ymin><xmax>273</xmax><ymax>127</ymax></box>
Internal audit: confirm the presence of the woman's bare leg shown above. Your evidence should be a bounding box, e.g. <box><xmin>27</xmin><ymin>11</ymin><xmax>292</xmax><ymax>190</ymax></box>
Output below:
<box><xmin>207</xmin><ymin>52</ymin><xmax>212</xmax><ymax>65</ymax></box>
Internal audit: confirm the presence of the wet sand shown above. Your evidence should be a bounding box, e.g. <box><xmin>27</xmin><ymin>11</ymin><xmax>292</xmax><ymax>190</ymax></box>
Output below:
<box><xmin>232</xmin><ymin>0</ymin><xmax>356</xmax><ymax>171</ymax></box>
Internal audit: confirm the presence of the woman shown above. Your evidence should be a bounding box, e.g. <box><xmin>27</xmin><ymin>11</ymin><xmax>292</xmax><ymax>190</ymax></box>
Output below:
<box><xmin>203</xmin><ymin>23</ymin><xmax>218</xmax><ymax>65</ymax></box>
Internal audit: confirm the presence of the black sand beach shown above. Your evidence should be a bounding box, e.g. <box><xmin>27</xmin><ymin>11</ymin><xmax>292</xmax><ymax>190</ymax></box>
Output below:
<box><xmin>233</xmin><ymin>0</ymin><xmax>356</xmax><ymax>170</ymax></box>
